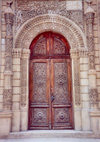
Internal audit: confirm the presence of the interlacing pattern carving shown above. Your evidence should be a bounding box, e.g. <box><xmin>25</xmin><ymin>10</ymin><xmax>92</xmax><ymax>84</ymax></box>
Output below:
<box><xmin>54</xmin><ymin>38</ymin><xmax>66</xmax><ymax>55</ymax></box>
<box><xmin>15</xmin><ymin>0</ymin><xmax>83</xmax><ymax>32</ymax></box>
<box><xmin>54</xmin><ymin>62</ymin><xmax>68</xmax><ymax>104</ymax></box>
<box><xmin>21</xmin><ymin>58</ymin><xmax>27</xmax><ymax>106</ymax></box>
<box><xmin>3</xmin><ymin>1</ymin><xmax>14</xmax><ymax>110</ymax></box>
<box><xmin>89</xmin><ymin>89</ymin><xmax>98</xmax><ymax>105</ymax></box>
<box><xmin>3</xmin><ymin>89</ymin><xmax>12</xmax><ymax>110</ymax></box>
<box><xmin>33</xmin><ymin>63</ymin><xmax>47</xmax><ymax>103</ymax></box>
<box><xmin>74</xmin><ymin>59</ymin><xmax>80</xmax><ymax>105</ymax></box>
<box><xmin>33</xmin><ymin>37</ymin><xmax>46</xmax><ymax>55</ymax></box>
<box><xmin>21</xmin><ymin>49</ymin><xmax>30</xmax><ymax>106</ymax></box>
<box><xmin>85</xmin><ymin>1</ymin><xmax>98</xmax><ymax>105</ymax></box>
<box><xmin>85</xmin><ymin>8</ymin><xmax>95</xmax><ymax>70</ymax></box>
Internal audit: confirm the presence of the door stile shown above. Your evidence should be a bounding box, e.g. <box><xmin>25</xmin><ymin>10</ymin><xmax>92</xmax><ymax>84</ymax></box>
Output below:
<box><xmin>50</xmin><ymin>59</ymin><xmax>55</xmax><ymax>129</ymax></box>
<box><xmin>47</xmin><ymin>59</ymin><xmax>52</xmax><ymax>129</ymax></box>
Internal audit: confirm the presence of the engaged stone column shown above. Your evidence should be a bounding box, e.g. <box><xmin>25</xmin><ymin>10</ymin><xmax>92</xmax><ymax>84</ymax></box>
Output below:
<box><xmin>20</xmin><ymin>49</ymin><xmax>30</xmax><ymax>131</ymax></box>
<box><xmin>3</xmin><ymin>1</ymin><xmax>14</xmax><ymax>110</ymax></box>
<box><xmin>70</xmin><ymin>49</ymin><xmax>82</xmax><ymax>130</ymax></box>
<box><xmin>85</xmin><ymin>1</ymin><xmax>98</xmax><ymax>107</ymax></box>
<box><xmin>79</xmin><ymin>49</ymin><xmax>91</xmax><ymax>131</ymax></box>
<box><xmin>85</xmin><ymin>0</ymin><xmax>99</xmax><ymax>133</ymax></box>
<box><xmin>12</xmin><ymin>48</ymin><xmax>21</xmax><ymax>132</ymax></box>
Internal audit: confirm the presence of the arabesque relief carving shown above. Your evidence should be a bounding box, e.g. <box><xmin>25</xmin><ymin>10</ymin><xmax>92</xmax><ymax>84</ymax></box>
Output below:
<box><xmin>15</xmin><ymin>0</ymin><xmax>83</xmax><ymax>32</ymax></box>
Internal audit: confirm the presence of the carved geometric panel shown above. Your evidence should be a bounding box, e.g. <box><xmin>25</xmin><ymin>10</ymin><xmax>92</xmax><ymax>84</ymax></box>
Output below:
<box><xmin>32</xmin><ymin>62</ymin><xmax>47</xmax><ymax>103</ymax></box>
<box><xmin>54</xmin><ymin>108</ymin><xmax>70</xmax><ymax>123</ymax></box>
<box><xmin>33</xmin><ymin>37</ymin><xmax>46</xmax><ymax>55</ymax></box>
<box><xmin>54</xmin><ymin>62</ymin><xmax>69</xmax><ymax>104</ymax></box>
<box><xmin>54</xmin><ymin>37</ymin><xmax>66</xmax><ymax>55</ymax></box>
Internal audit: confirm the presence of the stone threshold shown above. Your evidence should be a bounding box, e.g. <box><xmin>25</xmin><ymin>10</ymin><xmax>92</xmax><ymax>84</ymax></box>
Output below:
<box><xmin>7</xmin><ymin>130</ymin><xmax>100</xmax><ymax>139</ymax></box>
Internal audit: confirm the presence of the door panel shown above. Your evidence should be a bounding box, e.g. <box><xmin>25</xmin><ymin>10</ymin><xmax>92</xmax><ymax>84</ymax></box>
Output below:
<box><xmin>29</xmin><ymin>32</ymin><xmax>73</xmax><ymax>130</ymax></box>
<box><xmin>29</xmin><ymin>60</ymin><xmax>50</xmax><ymax>129</ymax></box>
<box><xmin>51</xmin><ymin>59</ymin><xmax>72</xmax><ymax>129</ymax></box>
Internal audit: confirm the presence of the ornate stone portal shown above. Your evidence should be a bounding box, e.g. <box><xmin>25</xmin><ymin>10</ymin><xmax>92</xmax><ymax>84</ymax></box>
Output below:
<box><xmin>0</xmin><ymin>0</ymin><xmax>100</xmax><ymax>137</ymax></box>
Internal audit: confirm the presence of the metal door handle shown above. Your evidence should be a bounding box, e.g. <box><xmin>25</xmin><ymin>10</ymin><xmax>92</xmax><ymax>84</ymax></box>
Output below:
<box><xmin>51</xmin><ymin>95</ymin><xmax>55</xmax><ymax>102</ymax></box>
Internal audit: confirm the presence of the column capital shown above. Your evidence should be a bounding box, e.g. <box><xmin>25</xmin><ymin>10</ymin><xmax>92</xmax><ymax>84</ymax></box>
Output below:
<box><xmin>79</xmin><ymin>48</ymin><xmax>89</xmax><ymax>57</ymax></box>
<box><xmin>22</xmin><ymin>49</ymin><xmax>30</xmax><ymax>59</ymax></box>
<box><xmin>88</xmin><ymin>69</ymin><xmax>96</xmax><ymax>75</ymax></box>
<box><xmin>70</xmin><ymin>49</ymin><xmax>79</xmax><ymax>59</ymax></box>
<box><xmin>85</xmin><ymin>0</ymin><xmax>95</xmax><ymax>15</ymax></box>
<box><xmin>4</xmin><ymin>1</ymin><xmax>14</xmax><ymax>25</ymax></box>
<box><xmin>12</xmin><ymin>48</ymin><xmax>22</xmax><ymax>58</ymax></box>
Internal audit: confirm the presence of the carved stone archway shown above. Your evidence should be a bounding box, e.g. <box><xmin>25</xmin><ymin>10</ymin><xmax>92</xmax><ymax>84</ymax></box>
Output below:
<box><xmin>12</xmin><ymin>14</ymin><xmax>90</xmax><ymax>132</ymax></box>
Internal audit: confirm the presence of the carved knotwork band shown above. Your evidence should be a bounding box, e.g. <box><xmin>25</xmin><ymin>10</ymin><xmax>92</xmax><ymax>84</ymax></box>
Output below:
<box><xmin>85</xmin><ymin>1</ymin><xmax>98</xmax><ymax>105</ymax></box>
<box><xmin>3</xmin><ymin>2</ymin><xmax>14</xmax><ymax>110</ymax></box>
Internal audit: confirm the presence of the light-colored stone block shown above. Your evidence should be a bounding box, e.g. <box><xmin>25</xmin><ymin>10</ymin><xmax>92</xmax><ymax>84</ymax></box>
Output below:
<box><xmin>13</xmin><ymin>87</ymin><xmax>21</xmax><ymax>94</ymax></box>
<box><xmin>80</xmin><ymin>79</ymin><xmax>88</xmax><ymax>86</ymax></box>
<box><xmin>81</xmin><ymin>94</ymin><xmax>89</xmax><ymax>101</ymax></box>
<box><xmin>21</xmin><ymin>111</ymin><xmax>28</xmax><ymax>131</ymax></box>
<box><xmin>13</xmin><ymin>65</ymin><xmax>20</xmax><ymax>72</ymax></box>
<box><xmin>66</xmin><ymin>1</ymin><xmax>82</xmax><ymax>10</ymax></box>
<box><xmin>1</xmin><ymin>38</ymin><xmax>5</xmax><ymax>44</ymax></box>
<box><xmin>80</xmin><ymin>86</ymin><xmax>88</xmax><ymax>94</ymax></box>
<box><xmin>12</xmin><ymin>111</ymin><xmax>20</xmax><ymax>132</ymax></box>
<box><xmin>82</xmin><ymin>109</ymin><xmax>90</xmax><ymax>131</ymax></box>
<box><xmin>13</xmin><ymin>80</ymin><xmax>20</xmax><ymax>87</ymax></box>
<box><xmin>0</xmin><ymin>95</ymin><xmax>3</xmax><ymax>102</ymax></box>
<box><xmin>80</xmin><ymin>58</ymin><xmax>88</xmax><ymax>64</ymax></box>
<box><xmin>13</xmin><ymin>58</ymin><xmax>20</xmax><ymax>65</ymax></box>
<box><xmin>90</xmin><ymin>111</ymin><xmax>100</xmax><ymax>133</ymax></box>
<box><xmin>13</xmin><ymin>72</ymin><xmax>20</xmax><ymax>80</ymax></box>
<box><xmin>0</xmin><ymin>79</ymin><xmax>4</xmax><ymax>87</ymax></box>
<box><xmin>80</xmin><ymin>64</ymin><xmax>89</xmax><ymax>71</ymax></box>
<box><xmin>13</xmin><ymin>95</ymin><xmax>20</xmax><ymax>102</ymax></box>
<box><xmin>0</xmin><ymin>112</ymin><xmax>12</xmax><ymax>137</ymax></box>
<box><xmin>97</xmin><ymin>79</ymin><xmax>100</xmax><ymax>85</ymax></box>
<box><xmin>80</xmin><ymin>71</ymin><xmax>88</xmax><ymax>79</ymax></box>
<box><xmin>0</xmin><ymin>88</ymin><xmax>3</xmax><ymax>94</ymax></box>
<box><xmin>12</xmin><ymin>102</ymin><xmax>20</xmax><ymax>110</ymax></box>
<box><xmin>82</xmin><ymin>101</ymin><xmax>90</xmax><ymax>108</ymax></box>
<box><xmin>74</xmin><ymin>109</ymin><xmax>82</xmax><ymax>130</ymax></box>
<box><xmin>97</xmin><ymin>72</ymin><xmax>100</xmax><ymax>78</ymax></box>
<box><xmin>96</xmin><ymin>65</ymin><xmax>100</xmax><ymax>71</ymax></box>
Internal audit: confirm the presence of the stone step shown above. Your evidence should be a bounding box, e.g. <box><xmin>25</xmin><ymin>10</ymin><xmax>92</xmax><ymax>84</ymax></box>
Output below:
<box><xmin>7</xmin><ymin>130</ymin><xmax>100</xmax><ymax>139</ymax></box>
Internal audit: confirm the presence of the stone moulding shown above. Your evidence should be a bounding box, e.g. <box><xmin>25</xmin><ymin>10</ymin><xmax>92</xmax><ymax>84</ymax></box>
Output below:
<box><xmin>14</xmin><ymin>14</ymin><xmax>87</xmax><ymax>50</ymax></box>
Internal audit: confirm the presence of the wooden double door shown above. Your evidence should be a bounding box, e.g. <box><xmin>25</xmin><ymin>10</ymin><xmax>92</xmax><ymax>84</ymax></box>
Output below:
<box><xmin>29</xmin><ymin>32</ymin><xmax>73</xmax><ymax>130</ymax></box>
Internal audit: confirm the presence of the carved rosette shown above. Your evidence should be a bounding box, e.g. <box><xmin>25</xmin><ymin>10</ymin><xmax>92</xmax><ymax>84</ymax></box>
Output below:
<box><xmin>3</xmin><ymin>1</ymin><xmax>14</xmax><ymax>110</ymax></box>
<box><xmin>21</xmin><ymin>49</ymin><xmax>30</xmax><ymax>107</ymax></box>
<box><xmin>70</xmin><ymin>49</ymin><xmax>80</xmax><ymax>105</ymax></box>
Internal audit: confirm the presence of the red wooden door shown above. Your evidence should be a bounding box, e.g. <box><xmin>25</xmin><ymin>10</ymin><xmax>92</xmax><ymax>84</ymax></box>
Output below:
<box><xmin>29</xmin><ymin>32</ymin><xmax>74</xmax><ymax>130</ymax></box>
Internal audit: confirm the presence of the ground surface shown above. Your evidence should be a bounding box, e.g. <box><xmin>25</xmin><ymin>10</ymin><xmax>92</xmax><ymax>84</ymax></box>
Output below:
<box><xmin>0</xmin><ymin>138</ymin><xmax>100</xmax><ymax>142</ymax></box>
